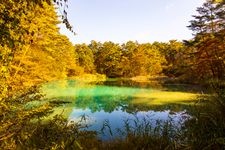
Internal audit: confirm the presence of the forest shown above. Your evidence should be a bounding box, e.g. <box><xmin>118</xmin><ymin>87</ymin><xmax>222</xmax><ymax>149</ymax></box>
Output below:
<box><xmin>0</xmin><ymin>0</ymin><xmax>225</xmax><ymax>149</ymax></box>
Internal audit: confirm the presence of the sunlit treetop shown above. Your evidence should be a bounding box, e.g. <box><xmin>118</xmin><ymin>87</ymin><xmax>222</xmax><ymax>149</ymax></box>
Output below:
<box><xmin>0</xmin><ymin>0</ymin><xmax>74</xmax><ymax>48</ymax></box>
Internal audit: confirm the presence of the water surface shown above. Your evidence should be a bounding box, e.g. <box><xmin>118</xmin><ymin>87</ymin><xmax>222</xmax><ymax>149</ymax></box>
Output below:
<box><xmin>42</xmin><ymin>79</ymin><xmax>200</xmax><ymax>139</ymax></box>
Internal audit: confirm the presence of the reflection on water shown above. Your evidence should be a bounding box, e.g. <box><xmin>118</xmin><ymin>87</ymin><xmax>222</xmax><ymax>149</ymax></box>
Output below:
<box><xmin>69</xmin><ymin>108</ymin><xmax>190</xmax><ymax>140</ymax></box>
<box><xmin>42</xmin><ymin>79</ymin><xmax>201</xmax><ymax>139</ymax></box>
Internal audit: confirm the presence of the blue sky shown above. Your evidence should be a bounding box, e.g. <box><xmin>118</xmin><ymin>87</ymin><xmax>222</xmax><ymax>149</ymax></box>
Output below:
<box><xmin>59</xmin><ymin>0</ymin><xmax>205</xmax><ymax>44</ymax></box>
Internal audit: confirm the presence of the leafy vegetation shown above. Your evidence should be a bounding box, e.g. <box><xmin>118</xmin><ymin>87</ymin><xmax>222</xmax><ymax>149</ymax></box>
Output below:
<box><xmin>0</xmin><ymin>1</ymin><xmax>82</xmax><ymax>148</ymax></box>
<box><xmin>0</xmin><ymin>0</ymin><xmax>225</xmax><ymax>149</ymax></box>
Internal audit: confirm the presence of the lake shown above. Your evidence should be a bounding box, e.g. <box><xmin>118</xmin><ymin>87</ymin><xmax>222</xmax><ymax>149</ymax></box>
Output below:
<box><xmin>41</xmin><ymin>79</ymin><xmax>201</xmax><ymax>140</ymax></box>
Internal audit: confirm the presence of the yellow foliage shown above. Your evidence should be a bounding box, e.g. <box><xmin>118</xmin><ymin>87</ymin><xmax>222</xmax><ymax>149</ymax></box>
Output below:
<box><xmin>71</xmin><ymin>73</ymin><xmax>107</xmax><ymax>83</ymax></box>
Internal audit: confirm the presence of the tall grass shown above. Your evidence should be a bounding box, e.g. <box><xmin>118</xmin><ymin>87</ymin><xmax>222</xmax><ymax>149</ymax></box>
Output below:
<box><xmin>183</xmin><ymin>82</ymin><xmax>225</xmax><ymax>149</ymax></box>
<box><xmin>99</xmin><ymin>114</ymin><xmax>185</xmax><ymax>150</ymax></box>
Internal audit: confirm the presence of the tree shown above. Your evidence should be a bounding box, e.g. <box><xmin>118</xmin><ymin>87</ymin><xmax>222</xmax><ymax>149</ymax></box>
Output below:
<box><xmin>187</xmin><ymin>0</ymin><xmax>225</xmax><ymax>81</ymax></box>
<box><xmin>129</xmin><ymin>43</ymin><xmax>165</xmax><ymax>76</ymax></box>
<box><xmin>120</xmin><ymin>41</ymin><xmax>138</xmax><ymax>77</ymax></box>
<box><xmin>89</xmin><ymin>41</ymin><xmax>166</xmax><ymax>78</ymax></box>
<box><xmin>94</xmin><ymin>41</ymin><xmax>123</xmax><ymax>77</ymax></box>
<box><xmin>74</xmin><ymin>44</ymin><xmax>96</xmax><ymax>73</ymax></box>
<box><xmin>0</xmin><ymin>1</ymin><xmax>79</xmax><ymax>148</ymax></box>
<box><xmin>0</xmin><ymin>0</ymin><xmax>74</xmax><ymax>100</ymax></box>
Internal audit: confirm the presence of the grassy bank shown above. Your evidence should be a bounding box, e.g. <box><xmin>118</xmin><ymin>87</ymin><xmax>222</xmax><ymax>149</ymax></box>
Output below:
<box><xmin>70</xmin><ymin>73</ymin><xmax>107</xmax><ymax>83</ymax></box>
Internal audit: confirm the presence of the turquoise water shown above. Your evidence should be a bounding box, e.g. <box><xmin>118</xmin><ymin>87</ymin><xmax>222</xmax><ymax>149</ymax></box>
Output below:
<box><xmin>42</xmin><ymin>79</ymin><xmax>199</xmax><ymax>140</ymax></box>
